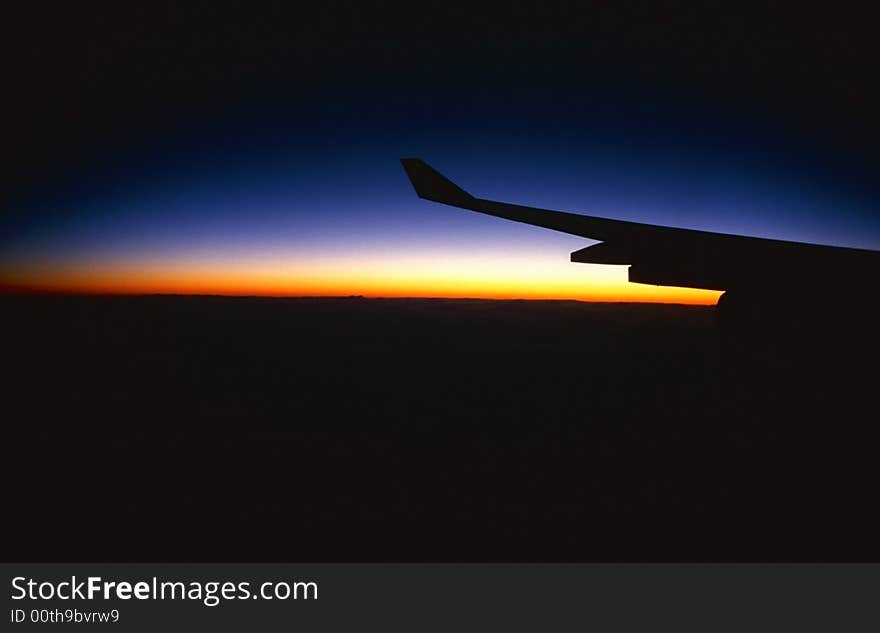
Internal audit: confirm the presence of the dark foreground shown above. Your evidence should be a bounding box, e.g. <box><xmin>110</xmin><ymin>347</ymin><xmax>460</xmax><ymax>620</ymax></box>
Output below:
<box><xmin>4</xmin><ymin>295</ymin><xmax>878</xmax><ymax>561</ymax></box>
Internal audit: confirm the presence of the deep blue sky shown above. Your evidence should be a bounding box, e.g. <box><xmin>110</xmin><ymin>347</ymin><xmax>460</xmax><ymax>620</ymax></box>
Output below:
<box><xmin>3</xmin><ymin>4</ymin><xmax>879</xmax><ymax>298</ymax></box>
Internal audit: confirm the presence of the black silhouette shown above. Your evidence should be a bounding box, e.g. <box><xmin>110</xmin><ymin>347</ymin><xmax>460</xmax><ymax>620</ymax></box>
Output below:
<box><xmin>401</xmin><ymin>158</ymin><xmax>880</xmax><ymax>333</ymax></box>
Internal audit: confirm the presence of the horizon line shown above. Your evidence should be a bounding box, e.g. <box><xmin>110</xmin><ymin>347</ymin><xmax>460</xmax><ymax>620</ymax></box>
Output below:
<box><xmin>0</xmin><ymin>288</ymin><xmax>718</xmax><ymax>306</ymax></box>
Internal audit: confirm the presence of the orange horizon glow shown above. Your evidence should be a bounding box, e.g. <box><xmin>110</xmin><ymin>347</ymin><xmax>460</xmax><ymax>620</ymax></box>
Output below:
<box><xmin>0</xmin><ymin>283</ymin><xmax>721</xmax><ymax>305</ymax></box>
<box><xmin>0</xmin><ymin>253</ymin><xmax>722</xmax><ymax>304</ymax></box>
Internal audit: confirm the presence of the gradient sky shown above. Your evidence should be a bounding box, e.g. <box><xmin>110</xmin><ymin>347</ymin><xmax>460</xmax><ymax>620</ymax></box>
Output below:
<box><xmin>4</xmin><ymin>8</ymin><xmax>879</xmax><ymax>304</ymax></box>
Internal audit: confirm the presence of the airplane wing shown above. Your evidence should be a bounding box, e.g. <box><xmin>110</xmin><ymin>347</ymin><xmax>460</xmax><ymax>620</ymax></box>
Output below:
<box><xmin>400</xmin><ymin>158</ymin><xmax>880</xmax><ymax>293</ymax></box>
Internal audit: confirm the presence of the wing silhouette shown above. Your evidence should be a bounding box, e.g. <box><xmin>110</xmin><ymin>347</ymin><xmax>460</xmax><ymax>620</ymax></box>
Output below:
<box><xmin>401</xmin><ymin>158</ymin><xmax>880</xmax><ymax>293</ymax></box>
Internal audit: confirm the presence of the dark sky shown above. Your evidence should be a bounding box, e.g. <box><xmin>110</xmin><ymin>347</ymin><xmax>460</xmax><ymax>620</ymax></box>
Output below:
<box><xmin>3</xmin><ymin>2</ymin><xmax>879</xmax><ymax>299</ymax></box>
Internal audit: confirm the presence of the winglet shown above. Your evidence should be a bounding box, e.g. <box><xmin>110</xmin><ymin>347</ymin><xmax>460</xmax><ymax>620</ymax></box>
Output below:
<box><xmin>400</xmin><ymin>158</ymin><xmax>474</xmax><ymax>206</ymax></box>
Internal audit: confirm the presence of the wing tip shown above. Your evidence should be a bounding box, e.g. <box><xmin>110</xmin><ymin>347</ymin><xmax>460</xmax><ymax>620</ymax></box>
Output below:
<box><xmin>400</xmin><ymin>158</ymin><xmax>473</xmax><ymax>205</ymax></box>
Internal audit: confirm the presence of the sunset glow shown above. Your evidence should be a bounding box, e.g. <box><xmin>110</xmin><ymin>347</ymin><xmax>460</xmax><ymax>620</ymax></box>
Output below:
<box><xmin>0</xmin><ymin>251</ymin><xmax>722</xmax><ymax>304</ymax></box>
<box><xmin>3</xmin><ymin>86</ymin><xmax>877</xmax><ymax>303</ymax></box>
